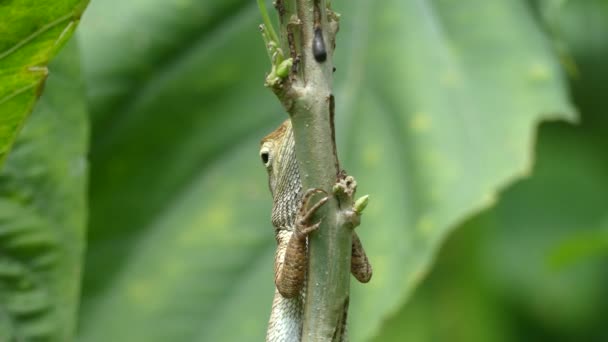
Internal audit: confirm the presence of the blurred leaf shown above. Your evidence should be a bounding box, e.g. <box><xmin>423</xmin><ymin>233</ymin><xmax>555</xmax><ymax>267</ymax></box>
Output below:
<box><xmin>0</xmin><ymin>0</ymin><xmax>88</xmax><ymax>166</ymax></box>
<box><xmin>548</xmin><ymin>223</ymin><xmax>608</xmax><ymax>269</ymax></box>
<box><xmin>376</xmin><ymin>1</ymin><xmax>608</xmax><ymax>341</ymax></box>
<box><xmin>337</xmin><ymin>1</ymin><xmax>574</xmax><ymax>338</ymax></box>
<box><xmin>77</xmin><ymin>0</ymin><xmax>574</xmax><ymax>341</ymax></box>
<box><xmin>477</xmin><ymin>2</ymin><xmax>608</xmax><ymax>335</ymax></box>
<box><xmin>0</xmin><ymin>40</ymin><xmax>88</xmax><ymax>341</ymax></box>
<box><xmin>376</xmin><ymin>120</ymin><xmax>608</xmax><ymax>342</ymax></box>
<box><xmin>373</xmin><ymin>213</ymin><xmax>514</xmax><ymax>342</ymax></box>
<box><xmin>478</xmin><ymin>124</ymin><xmax>608</xmax><ymax>340</ymax></box>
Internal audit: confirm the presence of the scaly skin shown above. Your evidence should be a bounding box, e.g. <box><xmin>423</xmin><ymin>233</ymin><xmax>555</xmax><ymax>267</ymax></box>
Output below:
<box><xmin>260</xmin><ymin>120</ymin><xmax>371</xmax><ymax>342</ymax></box>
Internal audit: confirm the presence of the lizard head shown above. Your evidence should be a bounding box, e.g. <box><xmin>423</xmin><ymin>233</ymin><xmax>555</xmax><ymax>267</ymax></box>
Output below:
<box><xmin>259</xmin><ymin>119</ymin><xmax>298</xmax><ymax>199</ymax></box>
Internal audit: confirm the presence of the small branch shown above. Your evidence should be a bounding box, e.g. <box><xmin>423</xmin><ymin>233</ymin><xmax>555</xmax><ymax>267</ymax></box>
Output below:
<box><xmin>260</xmin><ymin>0</ymin><xmax>349</xmax><ymax>341</ymax></box>
<box><xmin>257</xmin><ymin>0</ymin><xmax>279</xmax><ymax>44</ymax></box>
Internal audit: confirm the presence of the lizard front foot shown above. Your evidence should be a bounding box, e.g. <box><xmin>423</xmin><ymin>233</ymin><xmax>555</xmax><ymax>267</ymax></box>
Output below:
<box><xmin>294</xmin><ymin>188</ymin><xmax>329</xmax><ymax>240</ymax></box>
<box><xmin>274</xmin><ymin>189</ymin><xmax>329</xmax><ymax>298</ymax></box>
<box><xmin>333</xmin><ymin>175</ymin><xmax>369</xmax><ymax>229</ymax></box>
<box><xmin>333</xmin><ymin>175</ymin><xmax>358</xmax><ymax>200</ymax></box>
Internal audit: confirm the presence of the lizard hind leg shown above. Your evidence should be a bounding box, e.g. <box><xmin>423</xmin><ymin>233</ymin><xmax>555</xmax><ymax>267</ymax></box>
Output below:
<box><xmin>350</xmin><ymin>232</ymin><xmax>372</xmax><ymax>283</ymax></box>
<box><xmin>332</xmin><ymin>175</ymin><xmax>373</xmax><ymax>283</ymax></box>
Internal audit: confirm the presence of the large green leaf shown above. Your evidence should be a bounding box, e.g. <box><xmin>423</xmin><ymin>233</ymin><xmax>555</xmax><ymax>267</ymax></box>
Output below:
<box><xmin>78</xmin><ymin>0</ymin><xmax>574</xmax><ymax>341</ymax></box>
<box><xmin>375</xmin><ymin>120</ymin><xmax>608</xmax><ymax>341</ymax></box>
<box><xmin>376</xmin><ymin>1</ymin><xmax>608</xmax><ymax>340</ymax></box>
<box><xmin>0</xmin><ymin>39</ymin><xmax>88</xmax><ymax>341</ymax></box>
<box><xmin>0</xmin><ymin>0</ymin><xmax>88</xmax><ymax>166</ymax></box>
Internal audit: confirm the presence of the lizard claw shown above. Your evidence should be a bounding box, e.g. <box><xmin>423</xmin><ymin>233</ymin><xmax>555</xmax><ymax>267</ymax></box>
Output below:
<box><xmin>295</xmin><ymin>188</ymin><xmax>328</xmax><ymax>240</ymax></box>
<box><xmin>333</xmin><ymin>175</ymin><xmax>357</xmax><ymax>201</ymax></box>
<box><xmin>296</xmin><ymin>220</ymin><xmax>323</xmax><ymax>239</ymax></box>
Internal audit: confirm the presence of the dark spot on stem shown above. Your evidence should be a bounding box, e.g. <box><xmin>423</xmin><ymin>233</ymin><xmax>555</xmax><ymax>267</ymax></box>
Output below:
<box><xmin>313</xmin><ymin>27</ymin><xmax>327</xmax><ymax>63</ymax></box>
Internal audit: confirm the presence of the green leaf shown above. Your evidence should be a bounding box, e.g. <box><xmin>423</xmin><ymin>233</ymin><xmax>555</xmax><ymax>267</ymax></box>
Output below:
<box><xmin>0</xmin><ymin>0</ymin><xmax>88</xmax><ymax>167</ymax></box>
<box><xmin>375</xmin><ymin>120</ymin><xmax>608</xmax><ymax>341</ymax></box>
<box><xmin>376</xmin><ymin>1</ymin><xmax>608</xmax><ymax>340</ymax></box>
<box><xmin>78</xmin><ymin>0</ymin><xmax>574</xmax><ymax>341</ymax></box>
<box><xmin>338</xmin><ymin>0</ymin><xmax>575</xmax><ymax>339</ymax></box>
<box><xmin>0</xmin><ymin>39</ymin><xmax>88</xmax><ymax>341</ymax></box>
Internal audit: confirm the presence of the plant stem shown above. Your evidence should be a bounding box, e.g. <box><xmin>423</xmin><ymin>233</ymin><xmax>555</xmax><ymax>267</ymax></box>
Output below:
<box><xmin>270</xmin><ymin>0</ymin><xmax>349</xmax><ymax>340</ymax></box>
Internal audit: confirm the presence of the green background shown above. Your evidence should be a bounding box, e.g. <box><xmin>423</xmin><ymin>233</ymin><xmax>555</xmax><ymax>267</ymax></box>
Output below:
<box><xmin>0</xmin><ymin>0</ymin><xmax>606</xmax><ymax>341</ymax></box>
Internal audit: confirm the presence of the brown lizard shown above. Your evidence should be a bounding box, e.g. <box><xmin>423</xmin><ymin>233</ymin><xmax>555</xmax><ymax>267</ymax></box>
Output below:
<box><xmin>260</xmin><ymin>119</ymin><xmax>372</xmax><ymax>342</ymax></box>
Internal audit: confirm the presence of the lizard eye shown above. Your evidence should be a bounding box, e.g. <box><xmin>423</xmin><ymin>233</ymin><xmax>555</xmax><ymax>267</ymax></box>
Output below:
<box><xmin>260</xmin><ymin>145</ymin><xmax>272</xmax><ymax>168</ymax></box>
<box><xmin>261</xmin><ymin>151</ymin><xmax>269</xmax><ymax>164</ymax></box>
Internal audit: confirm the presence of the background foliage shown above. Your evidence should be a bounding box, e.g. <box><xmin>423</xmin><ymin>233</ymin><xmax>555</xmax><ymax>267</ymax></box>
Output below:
<box><xmin>0</xmin><ymin>0</ymin><xmax>606</xmax><ymax>341</ymax></box>
<box><xmin>376</xmin><ymin>1</ymin><xmax>608</xmax><ymax>340</ymax></box>
<box><xmin>0</xmin><ymin>40</ymin><xmax>87</xmax><ymax>341</ymax></box>
<box><xmin>0</xmin><ymin>1</ymin><xmax>88</xmax><ymax>339</ymax></box>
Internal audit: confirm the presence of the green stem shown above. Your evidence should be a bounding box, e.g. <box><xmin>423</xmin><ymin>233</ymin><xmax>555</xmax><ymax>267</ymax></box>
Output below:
<box><xmin>257</xmin><ymin>0</ymin><xmax>280</xmax><ymax>44</ymax></box>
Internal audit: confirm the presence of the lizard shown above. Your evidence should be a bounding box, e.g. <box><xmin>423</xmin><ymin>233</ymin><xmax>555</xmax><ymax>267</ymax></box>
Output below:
<box><xmin>260</xmin><ymin>119</ymin><xmax>372</xmax><ymax>342</ymax></box>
